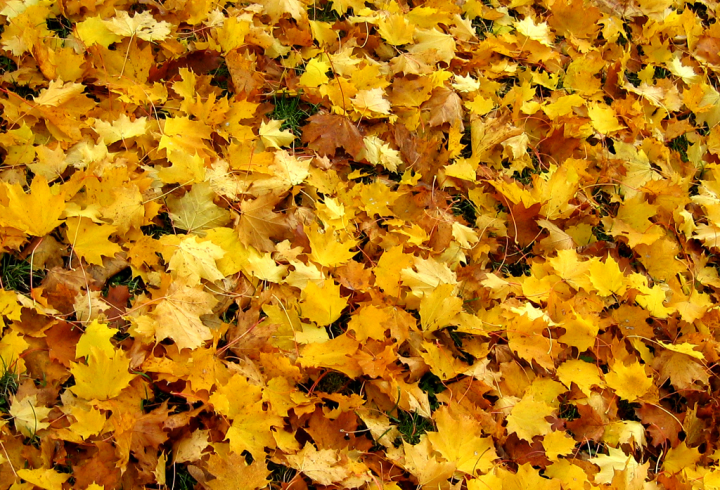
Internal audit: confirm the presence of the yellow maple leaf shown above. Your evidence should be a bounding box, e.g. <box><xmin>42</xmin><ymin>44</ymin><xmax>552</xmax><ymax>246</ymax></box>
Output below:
<box><xmin>408</xmin><ymin>28</ymin><xmax>456</xmax><ymax>65</ymax></box>
<box><xmin>299</xmin><ymin>279</ymin><xmax>348</xmax><ymax>327</ymax></box>
<box><xmin>375</xmin><ymin>245</ymin><xmax>415</xmax><ymax>296</ymax></box>
<box><xmin>70</xmin><ymin>347</ymin><xmax>136</xmax><ymax>401</ymax></box>
<box><xmin>210</xmin><ymin>375</ymin><xmax>262</xmax><ymax>419</ymax></box>
<box><xmin>361</xmin><ymin>135</ymin><xmax>403</xmax><ymax>172</ymax></box>
<box><xmin>421</xmin><ymin>341</ymin><xmax>467</xmax><ymax>380</ymax></box>
<box><xmin>10</xmin><ymin>394</ymin><xmax>51</xmax><ymax>437</ymax></box>
<box><xmin>174</xmin><ymin>430</ymin><xmax>210</xmax><ymax>463</ymax></box>
<box><xmin>378</xmin><ymin>13</ymin><xmax>415</xmax><ymax>45</ymax></box>
<box><xmin>0</xmin><ymin>330</ymin><xmax>28</xmax><ymax>373</ymax></box>
<box><xmin>402</xmin><ymin>436</ymin><xmax>457</xmax><ymax>488</ymax></box>
<box><xmin>16</xmin><ymin>468</ymin><xmax>70</xmax><ymax>490</ymax></box>
<box><xmin>506</xmin><ymin>397</ymin><xmax>555</xmax><ymax>441</ymax></box>
<box><xmin>256</xmin><ymin>0</ymin><xmax>305</xmax><ymax>22</ymax></box>
<box><xmin>151</xmin><ymin>279</ymin><xmax>218</xmax><ymax>350</ymax></box>
<box><xmin>351</xmin><ymin>88</ymin><xmax>392</xmax><ymax>116</ymax></box>
<box><xmin>299</xmin><ymin>57</ymin><xmax>331</xmax><ymax>88</ymax></box>
<box><xmin>588</xmin><ymin>257</ymin><xmax>626</xmax><ymax>297</ymax></box>
<box><xmin>347</xmin><ymin>305</ymin><xmax>390</xmax><ymax>341</ymax></box>
<box><xmin>306</xmin><ymin>223</ymin><xmax>357</xmax><ymax>268</ymax></box>
<box><xmin>286</xmin><ymin>443</ymin><xmax>354</xmax><ymax>486</ymax></box>
<box><xmin>259</xmin><ymin>119</ymin><xmax>296</xmax><ymax>150</ymax></box>
<box><xmin>158</xmin><ymin>151</ymin><xmax>206</xmax><ymax>185</ymax></box>
<box><xmin>93</xmin><ymin>114</ymin><xmax>148</xmax><ymax>144</ymax></box>
<box><xmin>657</xmin><ymin>341</ymin><xmax>704</xmax><ymax>360</ymax></box>
<box><xmin>214</xmin><ymin>16</ymin><xmax>251</xmax><ymax>54</ymax></box>
<box><xmin>75</xmin><ymin>319</ymin><xmax>117</xmax><ymax>359</ymax></box>
<box><xmin>66</xmin><ymin>217</ymin><xmax>122</xmax><ymax>266</ymax></box>
<box><xmin>0</xmin><ymin>289</ymin><xmax>22</xmax><ymax>326</ymax></box>
<box><xmin>0</xmin><ymin>176</ymin><xmax>64</xmax><ymax>236</ymax></box>
<box><xmin>68</xmin><ymin>405</ymin><xmax>106</xmax><ymax>440</ymax></box>
<box><xmin>556</xmin><ymin>359</ymin><xmax>604</xmax><ymax>396</ymax></box>
<box><xmin>515</xmin><ymin>17</ymin><xmax>554</xmax><ymax>46</ymax></box>
<box><xmin>558</xmin><ymin>310</ymin><xmax>598</xmax><ymax>351</ymax></box>
<box><xmin>262</xmin><ymin>377</ymin><xmax>312</xmax><ymax>417</ymax></box>
<box><xmin>299</xmin><ymin>334</ymin><xmax>362</xmax><ymax>378</ymax></box>
<box><xmin>166</xmin><ymin>235</ymin><xmax>225</xmax><ymax>285</ymax></box>
<box><xmin>543</xmin><ymin>431</ymin><xmax>577</xmax><ymax>461</ymax></box>
<box><xmin>206</xmin><ymin>443</ymin><xmax>271</xmax><ymax>490</ymax></box>
<box><xmin>603</xmin><ymin>420</ymin><xmax>646</xmax><ymax>448</ymax></box>
<box><xmin>103</xmin><ymin>10</ymin><xmax>172</xmax><ymax>41</ymax></box>
<box><xmin>419</xmin><ymin>283</ymin><xmax>462</xmax><ymax>332</ymax></box>
<box><xmin>605</xmin><ymin>360</ymin><xmax>653</xmax><ymax>402</ymax></box>
<box><xmin>428</xmin><ymin>406</ymin><xmax>498</xmax><ymax>474</ymax></box>
<box><xmin>76</xmin><ymin>16</ymin><xmax>121</xmax><ymax>48</ymax></box>
<box><xmin>225</xmin><ymin>411</ymin><xmax>283</xmax><ymax>461</ymax></box>
<box><xmin>167</xmin><ymin>183</ymin><xmax>231</xmax><ymax>233</ymax></box>
<box><xmin>663</xmin><ymin>441</ymin><xmax>701</xmax><ymax>474</ymax></box>
<box><xmin>589</xmin><ymin>447</ymin><xmax>638</xmax><ymax>484</ymax></box>
<box><xmin>588</xmin><ymin>104</ymin><xmax>625</xmax><ymax>134</ymax></box>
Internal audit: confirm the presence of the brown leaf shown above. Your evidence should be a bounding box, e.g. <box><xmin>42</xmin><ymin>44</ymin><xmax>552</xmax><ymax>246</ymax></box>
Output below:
<box><xmin>226</xmin><ymin>49</ymin><xmax>265</xmax><ymax>96</ymax></box>
<box><xmin>301</xmin><ymin>114</ymin><xmax>364</xmax><ymax>157</ymax></box>
<box><xmin>695</xmin><ymin>36</ymin><xmax>720</xmax><ymax>65</ymax></box>
<box><xmin>566</xmin><ymin>404</ymin><xmax>605</xmax><ymax>442</ymax></box>
<box><xmin>149</xmin><ymin>50</ymin><xmax>223</xmax><ymax>82</ymax></box>
<box><xmin>237</xmin><ymin>194</ymin><xmax>290</xmax><ymax>252</ymax></box>
<box><xmin>424</xmin><ymin>87</ymin><xmax>464</xmax><ymax>129</ymax></box>
<box><xmin>637</xmin><ymin>403</ymin><xmax>682</xmax><ymax>447</ymax></box>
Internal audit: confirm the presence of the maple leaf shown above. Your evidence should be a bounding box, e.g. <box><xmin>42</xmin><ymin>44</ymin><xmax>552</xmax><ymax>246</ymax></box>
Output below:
<box><xmin>167</xmin><ymin>183</ymin><xmax>231</xmax><ymax>233</ymax></box>
<box><xmin>347</xmin><ymin>305</ymin><xmax>390</xmax><ymax>341</ymax></box>
<box><xmin>515</xmin><ymin>17</ymin><xmax>554</xmax><ymax>46</ymax></box>
<box><xmin>206</xmin><ymin>443</ymin><xmax>270</xmax><ymax>490</ymax></box>
<box><xmin>361</xmin><ymin>135</ymin><xmax>404</xmax><ymax>172</ymax></box>
<box><xmin>425</xmin><ymin>87</ymin><xmax>464</xmax><ymax>128</ymax></box>
<box><xmin>16</xmin><ymin>468</ymin><xmax>70</xmax><ymax>490</ymax></box>
<box><xmin>68</xmin><ymin>405</ymin><xmax>106</xmax><ymax>441</ymax></box>
<box><xmin>259</xmin><ymin>119</ymin><xmax>296</xmax><ymax>149</ymax></box>
<box><xmin>94</xmin><ymin>114</ymin><xmax>148</xmax><ymax>144</ymax></box>
<box><xmin>556</xmin><ymin>359</ymin><xmax>604</xmax><ymax>397</ymax></box>
<box><xmin>75</xmin><ymin>319</ymin><xmax>117</xmax><ymax>359</ymax></box>
<box><xmin>70</xmin><ymin>347</ymin><xmax>136</xmax><ymax>401</ymax></box>
<box><xmin>351</xmin><ymin>88</ymin><xmax>392</xmax><ymax>116</ymax></box>
<box><xmin>542</xmin><ymin>431</ymin><xmax>577</xmax><ymax>461</ymax></box>
<box><xmin>418</xmin><ymin>283</ymin><xmax>462</xmax><ymax>332</ymax></box>
<box><xmin>299</xmin><ymin>334</ymin><xmax>362</xmax><ymax>378</ymax></box>
<box><xmin>299</xmin><ymin>57</ymin><xmax>331</xmax><ymax>88</ymax></box>
<box><xmin>663</xmin><ymin>441</ymin><xmax>701</xmax><ymax>474</ymax></box>
<box><xmin>66</xmin><ymin>217</ymin><xmax>122</xmax><ymax>266</ymax></box>
<box><xmin>76</xmin><ymin>16</ymin><xmax>122</xmax><ymax>47</ymax></box>
<box><xmin>225</xmin><ymin>411</ymin><xmax>284</xmax><ymax>465</ymax></box>
<box><xmin>605</xmin><ymin>360</ymin><xmax>653</xmax><ymax>402</ymax></box>
<box><xmin>150</xmin><ymin>279</ymin><xmax>218</xmax><ymax>350</ymax></box>
<box><xmin>378</xmin><ymin>13</ymin><xmax>415</xmax><ymax>45</ymax></box>
<box><xmin>0</xmin><ymin>176</ymin><xmax>64</xmax><ymax>236</ymax></box>
<box><xmin>428</xmin><ymin>406</ymin><xmax>498</xmax><ymax>474</ymax></box>
<box><xmin>236</xmin><ymin>193</ymin><xmax>289</xmax><ymax>252</ymax></box>
<box><xmin>588</xmin><ymin>257</ymin><xmax>626</xmax><ymax>297</ymax></box>
<box><xmin>299</xmin><ymin>279</ymin><xmax>348</xmax><ymax>327</ymax></box>
<box><xmin>506</xmin><ymin>397</ymin><xmax>555</xmax><ymax>441</ymax></box>
<box><xmin>306</xmin><ymin>223</ymin><xmax>358</xmax><ymax>268</ymax></box>
<box><xmin>589</xmin><ymin>447</ymin><xmax>639</xmax><ymax>484</ymax></box>
<box><xmin>401</xmin><ymin>436</ymin><xmax>457</xmax><ymax>488</ymax></box>
<box><xmin>166</xmin><ymin>235</ymin><xmax>225</xmax><ymax>285</ymax></box>
<box><xmin>103</xmin><ymin>10</ymin><xmax>172</xmax><ymax>41</ymax></box>
<box><xmin>301</xmin><ymin>114</ymin><xmax>364</xmax><ymax>157</ymax></box>
<box><xmin>286</xmin><ymin>443</ymin><xmax>355</xmax><ymax>486</ymax></box>
<box><xmin>10</xmin><ymin>394</ymin><xmax>52</xmax><ymax>437</ymax></box>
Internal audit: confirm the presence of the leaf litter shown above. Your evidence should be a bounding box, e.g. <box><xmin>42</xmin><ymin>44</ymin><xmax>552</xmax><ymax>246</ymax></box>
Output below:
<box><xmin>0</xmin><ymin>0</ymin><xmax>719</xmax><ymax>489</ymax></box>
